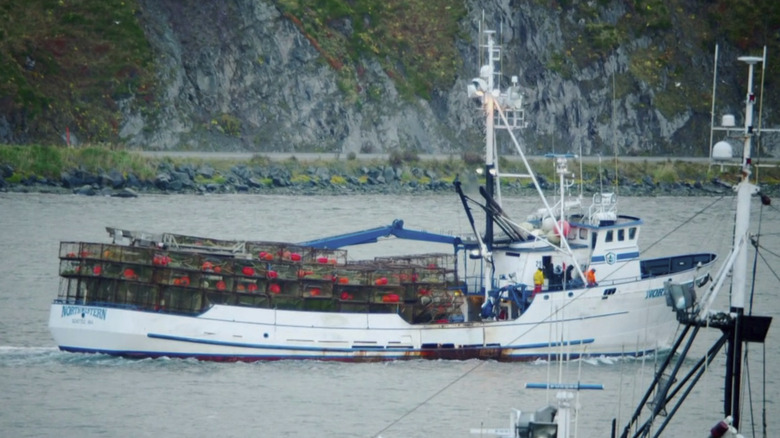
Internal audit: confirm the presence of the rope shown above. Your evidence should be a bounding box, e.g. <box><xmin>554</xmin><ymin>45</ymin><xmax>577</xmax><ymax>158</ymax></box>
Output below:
<box><xmin>754</xmin><ymin>238</ymin><xmax>780</xmax><ymax>259</ymax></box>
<box><xmin>763</xmin><ymin>201</ymin><xmax>780</xmax><ymax>214</ymax></box>
<box><xmin>596</xmin><ymin>195</ymin><xmax>729</xmax><ymax>287</ymax></box>
<box><xmin>762</xmin><ymin>342</ymin><xmax>767</xmax><ymax>438</ymax></box>
<box><xmin>643</xmin><ymin>196</ymin><xmax>725</xmax><ymax>253</ymax></box>
<box><xmin>371</xmin><ymin>361</ymin><xmax>484</xmax><ymax>437</ymax></box>
<box><xmin>745</xmin><ymin>203</ymin><xmax>774</xmax><ymax>438</ymax></box>
<box><xmin>755</xmin><ymin>251</ymin><xmax>780</xmax><ymax>283</ymax></box>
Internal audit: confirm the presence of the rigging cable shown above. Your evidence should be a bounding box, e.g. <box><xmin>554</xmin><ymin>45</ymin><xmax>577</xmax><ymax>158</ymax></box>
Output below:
<box><xmin>601</xmin><ymin>195</ymin><xmax>729</xmax><ymax>285</ymax></box>
<box><xmin>742</xmin><ymin>202</ymin><xmax>762</xmax><ymax>438</ymax></box>
<box><xmin>754</xmin><ymin>246</ymin><xmax>780</xmax><ymax>281</ymax></box>
<box><xmin>750</xmin><ymin>204</ymin><xmax>774</xmax><ymax>438</ymax></box>
<box><xmin>642</xmin><ymin>195</ymin><xmax>725</xmax><ymax>253</ymax></box>
<box><xmin>371</xmin><ymin>360</ymin><xmax>484</xmax><ymax>438</ymax></box>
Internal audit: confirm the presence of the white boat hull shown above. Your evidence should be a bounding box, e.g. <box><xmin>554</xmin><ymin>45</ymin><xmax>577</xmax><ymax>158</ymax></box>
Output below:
<box><xmin>49</xmin><ymin>272</ymin><xmax>698</xmax><ymax>362</ymax></box>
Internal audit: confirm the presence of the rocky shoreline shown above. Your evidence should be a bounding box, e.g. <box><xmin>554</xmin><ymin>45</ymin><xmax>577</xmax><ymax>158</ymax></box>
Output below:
<box><xmin>0</xmin><ymin>160</ymin><xmax>775</xmax><ymax>198</ymax></box>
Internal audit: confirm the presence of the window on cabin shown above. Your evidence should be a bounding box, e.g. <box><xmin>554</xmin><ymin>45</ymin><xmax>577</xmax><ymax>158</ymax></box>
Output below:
<box><xmin>629</xmin><ymin>227</ymin><xmax>637</xmax><ymax>240</ymax></box>
<box><xmin>579</xmin><ymin>228</ymin><xmax>588</xmax><ymax>240</ymax></box>
<box><xmin>591</xmin><ymin>232</ymin><xmax>598</xmax><ymax>249</ymax></box>
<box><xmin>605</xmin><ymin>230</ymin><xmax>613</xmax><ymax>242</ymax></box>
<box><xmin>618</xmin><ymin>229</ymin><xmax>625</xmax><ymax>241</ymax></box>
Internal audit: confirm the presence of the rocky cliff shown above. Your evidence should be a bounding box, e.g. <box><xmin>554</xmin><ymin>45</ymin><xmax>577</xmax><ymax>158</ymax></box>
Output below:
<box><xmin>3</xmin><ymin>0</ymin><xmax>779</xmax><ymax>157</ymax></box>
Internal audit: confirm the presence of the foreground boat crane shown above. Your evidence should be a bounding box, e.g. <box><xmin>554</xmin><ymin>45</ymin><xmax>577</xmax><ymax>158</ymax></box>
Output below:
<box><xmin>618</xmin><ymin>52</ymin><xmax>775</xmax><ymax>438</ymax></box>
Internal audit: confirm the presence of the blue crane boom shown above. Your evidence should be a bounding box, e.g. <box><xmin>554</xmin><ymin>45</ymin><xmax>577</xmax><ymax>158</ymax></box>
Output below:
<box><xmin>298</xmin><ymin>219</ymin><xmax>461</xmax><ymax>249</ymax></box>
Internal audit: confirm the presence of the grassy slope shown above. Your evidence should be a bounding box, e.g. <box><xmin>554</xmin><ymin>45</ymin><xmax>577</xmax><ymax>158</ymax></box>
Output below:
<box><xmin>0</xmin><ymin>0</ymin><xmax>155</xmax><ymax>144</ymax></box>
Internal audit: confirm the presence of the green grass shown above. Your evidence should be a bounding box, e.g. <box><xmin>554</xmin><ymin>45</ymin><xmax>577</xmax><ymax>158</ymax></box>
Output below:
<box><xmin>274</xmin><ymin>0</ymin><xmax>466</xmax><ymax>101</ymax></box>
<box><xmin>4</xmin><ymin>143</ymin><xmax>779</xmax><ymax>189</ymax></box>
<box><xmin>0</xmin><ymin>144</ymin><xmax>155</xmax><ymax>179</ymax></box>
<box><xmin>0</xmin><ymin>0</ymin><xmax>156</xmax><ymax>144</ymax></box>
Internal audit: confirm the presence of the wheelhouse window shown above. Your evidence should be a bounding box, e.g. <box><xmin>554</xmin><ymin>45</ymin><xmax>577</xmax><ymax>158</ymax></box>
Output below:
<box><xmin>629</xmin><ymin>227</ymin><xmax>637</xmax><ymax>240</ymax></box>
<box><xmin>605</xmin><ymin>230</ymin><xmax>614</xmax><ymax>242</ymax></box>
<box><xmin>618</xmin><ymin>229</ymin><xmax>625</xmax><ymax>241</ymax></box>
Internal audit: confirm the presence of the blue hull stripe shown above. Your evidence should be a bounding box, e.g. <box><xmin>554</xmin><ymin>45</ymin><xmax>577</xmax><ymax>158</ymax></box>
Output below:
<box><xmin>591</xmin><ymin>251</ymin><xmax>640</xmax><ymax>263</ymax></box>
<box><xmin>144</xmin><ymin>332</ymin><xmax>596</xmax><ymax>354</ymax></box>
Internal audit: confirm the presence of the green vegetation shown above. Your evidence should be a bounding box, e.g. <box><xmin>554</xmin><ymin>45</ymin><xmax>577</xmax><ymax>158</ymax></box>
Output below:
<box><xmin>330</xmin><ymin>175</ymin><xmax>347</xmax><ymax>185</ymax></box>
<box><xmin>290</xmin><ymin>173</ymin><xmax>312</xmax><ymax>184</ymax></box>
<box><xmin>273</xmin><ymin>0</ymin><xmax>466</xmax><ymax>101</ymax></box>
<box><xmin>0</xmin><ymin>0</ymin><xmax>157</xmax><ymax>144</ymax></box>
<box><xmin>1</xmin><ymin>0</ymin><xmax>778</xmax><ymax>149</ymax></box>
<box><xmin>194</xmin><ymin>174</ymin><xmax>227</xmax><ymax>185</ymax></box>
<box><xmin>0</xmin><ymin>144</ymin><xmax>155</xmax><ymax>179</ymax></box>
<box><xmin>211</xmin><ymin>114</ymin><xmax>242</xmax><ymax>137</ymax></box>
<box><xmin>651</xmin><ymin>161</ymin><xmax>679</xmax><ymax>184</ymax></box>
<box><xmin>3</xmin><ymin>144</ymin><xmax>779</xmax><ymax>192</ymax></box>
<box><xmin>554</xmin><ymin>0</ymin><xmax>779</xmax><ymax>115</ymax></box>
<box><xmin>388</xmin><ymin>148</ymin><xmax>419</xmax><ymax>166</ymax></box>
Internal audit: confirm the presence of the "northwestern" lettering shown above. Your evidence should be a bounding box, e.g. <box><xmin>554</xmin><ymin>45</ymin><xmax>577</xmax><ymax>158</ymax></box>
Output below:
<box><xmin>61</xmin><ymin>306</ymin><xmax>107</xmax><ymax>320</ymax></box>
<box><xmin>645</xmin><ymin>288</ymin><xmax>666</xmax><ymax>299</ymax></box>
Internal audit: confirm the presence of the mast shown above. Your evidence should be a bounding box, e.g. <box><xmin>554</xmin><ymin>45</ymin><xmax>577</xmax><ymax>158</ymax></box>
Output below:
<box><xmin>483</xmin><ymin>31</ymin><xmax>497</xmax><ymax>252</ymax></box>
<box><xmin>724</xmin><ymin>55</ymin><xmax>763</xmax><ymax>428</ymax></box>
<box><xmin>620</xmin><ymin>51</ymin><xmax>775</xmax><ymax>438</ymax></box>
<box><xmin>469</xmin><ymin>31</ymin><xmax>528</xmax><ymax>252</ymax></box>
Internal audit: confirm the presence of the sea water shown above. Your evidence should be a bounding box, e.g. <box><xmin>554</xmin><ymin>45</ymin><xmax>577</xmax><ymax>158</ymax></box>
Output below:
<box><xmin>0</xmin><ymin>192</ymin><xmax>777</xmax><ymax>437</ymax></box>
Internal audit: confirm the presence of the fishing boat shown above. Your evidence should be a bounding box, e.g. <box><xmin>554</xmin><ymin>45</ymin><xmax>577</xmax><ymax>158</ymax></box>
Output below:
<box><xmin>48</xmin><ymin>30</ymin><xmax>718</xmax><ymax>362</ymax></box>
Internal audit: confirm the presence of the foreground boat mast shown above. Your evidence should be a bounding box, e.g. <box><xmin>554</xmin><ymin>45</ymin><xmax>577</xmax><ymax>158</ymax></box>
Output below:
<box><xmin>619</xmin><ymin>52</ymin><xmax>774</xmax><ymax>438</ymax></box>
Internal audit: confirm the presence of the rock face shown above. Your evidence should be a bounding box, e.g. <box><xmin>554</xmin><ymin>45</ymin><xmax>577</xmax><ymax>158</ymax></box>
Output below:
<box><xmin>129</xmin><ymin>0</ymin><xmax>459</xmax><ymax>154</ymax></box>
<box><xmin>120</xmin><ymin>0</ymin><xmax>776</xmax><ymax>157</ymax></box>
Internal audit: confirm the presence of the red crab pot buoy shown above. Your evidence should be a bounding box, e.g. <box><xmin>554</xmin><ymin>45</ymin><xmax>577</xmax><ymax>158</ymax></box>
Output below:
<box><xmin>554</xmin><ymin>220</ymin><xmax>570</xmax><ymax>237</ymax></box>
<box><xmin>382</xmin><ymin>294</ymin><xmax>400</xmax><ymax>303</ymax></box>
<box><xmin>123</xmin><ymin>268</ymin><xmax>137</xmax><ymax>280</ymax></box>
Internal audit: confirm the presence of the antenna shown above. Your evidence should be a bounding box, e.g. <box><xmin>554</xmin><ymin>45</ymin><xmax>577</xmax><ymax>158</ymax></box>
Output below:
<box><xmin>755</xmin><ymin>46</ymin><xmax>767</xmax><ymax>182</ymax></box>
<box><xmin>598</xmin><ymin>155</ymin><xmax>604</xmax><ymax>193</ymax></box>
<box><xmin>708</xmin><ymin>45</ymin><xmax>719</xmax><ymax>164</ymax></box>
<box><xmin>612</xmin><ymin>72</ymin><xmax>618</xmax><ymax>196</ymax></box>
<box><xmin>709</xmin><ymin>46</ymin><xmax>779</xmax><ymax>173</ymax></box>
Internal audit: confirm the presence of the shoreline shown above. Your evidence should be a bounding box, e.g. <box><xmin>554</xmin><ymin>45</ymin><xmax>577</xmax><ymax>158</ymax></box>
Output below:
<box><xmin>1</xmin><ymin>171</ymin><xmax>772</xmax><ymax>198</ymax></box>
<box><xmin>2</xmin><ymin>148</ymin><xmax>779</xmax><ymax>198</ymax></box>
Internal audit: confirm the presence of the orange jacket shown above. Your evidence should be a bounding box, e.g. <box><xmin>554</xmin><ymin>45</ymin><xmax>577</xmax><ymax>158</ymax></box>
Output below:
<box><xmin>586</xmin><ymin>269</ymin><xmax>596</xmax><ymax>285</ymax></box>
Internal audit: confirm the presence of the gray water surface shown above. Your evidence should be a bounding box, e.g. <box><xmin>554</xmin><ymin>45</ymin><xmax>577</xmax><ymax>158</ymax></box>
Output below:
<box><xmin>0</xmin><ymin>193</ymin><xmax>776</xmax><ymax>437</ymax></box>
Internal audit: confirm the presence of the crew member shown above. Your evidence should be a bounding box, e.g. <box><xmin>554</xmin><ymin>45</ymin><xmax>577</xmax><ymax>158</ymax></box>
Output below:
<box><xmin>533</xmin><ymin>267</ymin><xmax>545</xmax><ymax>294</ymax></box>
<box><xmin>586</xmin><ymin>268</ymin><xmax>597</xmax><ymax>287</ymax></box>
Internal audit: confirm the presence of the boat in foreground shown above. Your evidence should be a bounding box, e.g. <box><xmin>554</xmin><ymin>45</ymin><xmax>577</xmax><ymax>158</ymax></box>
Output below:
<box><xmin>616</xmin><ymin>48</ymin><xmax>776</xmax><ymax>438</ymax></box>
<box><xmin>49</xmin><ymin>31</ymin><xmax>717</xmax><ymax>362</ymax></box>
<box><xmin>471</xmin><ymin>48</ymin><xmax>776</xmax><ymax>438</ymax></box>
